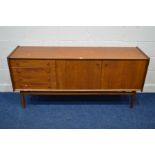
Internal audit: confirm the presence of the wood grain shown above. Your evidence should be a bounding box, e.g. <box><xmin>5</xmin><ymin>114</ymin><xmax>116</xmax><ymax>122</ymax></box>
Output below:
<box><xmin>8</xmin><ymin>46</ymin><xmax>148</xmax><ymax>60</ymax></box>
<box><xmin>9</xmin><ymin>59</ymin><xmax>50</xmax><ymax>67</ymax></box>
<box><xmin>101</xmin><ymin>60</ymin><xmax>148</xmax><ymax>90</ymax></box>
<box><xmin>9</xmin><ymin>60</ymin><xmax>56</xmax><ymax>90</ymax></box>
<box><xmin>55</xmin><ymin>60</ymin><xmax>102</xmax><ymax>89</ymax></box>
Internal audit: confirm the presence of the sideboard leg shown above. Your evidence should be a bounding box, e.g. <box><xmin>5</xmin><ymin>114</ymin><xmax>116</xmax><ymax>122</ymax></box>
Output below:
<box><xmin>20</xmin><ymin>93</ymin><xmax>25</xmax><ymax>109</ymax></box>
<box><xmin>130</xmin><ymin>92</ymin><xmax>136</xmax><ymax>108</ymax></box>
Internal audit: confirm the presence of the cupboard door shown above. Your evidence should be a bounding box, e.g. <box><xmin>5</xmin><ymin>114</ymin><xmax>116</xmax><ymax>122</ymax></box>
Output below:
<box><xmin>101</xmin><ymin>60</ymin><xmax>147</xmax><ymax>90</ymax></box>
<box><xmin>56</xmin><ymin>60</ymin><xmax>102</xmax><ymax>89</ymax></box>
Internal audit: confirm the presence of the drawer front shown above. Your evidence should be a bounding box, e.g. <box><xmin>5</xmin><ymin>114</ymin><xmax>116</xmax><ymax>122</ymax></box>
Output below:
<box><xmin>9</xmin><ymin>59</ymin><xmax>57</xmax><ymax>90</ymax></box>
<box><xmin>14</xmin><ymin>82</ymin><xmax>51</xmax><ymax>89</ymax></box>
<box><xmin>9</xmin><ymin>59</ymin><xmax>51</xmax><ymax>67</ymax></box>
<box><xmin>11</xmin><ymin>68</ymin><xmax>51</xmax><ymax>77</ymax></box>
<box><xmin>13</xmin><ymin>74</ymin><xmax>51</xmax><ymax>83</ymax></box>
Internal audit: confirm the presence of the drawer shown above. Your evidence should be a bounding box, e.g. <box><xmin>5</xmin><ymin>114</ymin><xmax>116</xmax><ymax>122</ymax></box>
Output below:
<box><xmin>11</xmin><ymin>68</ymin><xmax>51</xmax><ymax>77</ymax></box>
<box><xmin>15</xmin><ymin>82</ymin><xmax>51</xmax><ymax>89</ymax></box>
<box><xmin>14</xmin><ymin>75</ymin><xmax>51</xmax><ymax>83</ymax></box>
<box><xmin>9</xmin><ymin>59</ymin><xmax>51</xmax><ymax>67</ymax></box>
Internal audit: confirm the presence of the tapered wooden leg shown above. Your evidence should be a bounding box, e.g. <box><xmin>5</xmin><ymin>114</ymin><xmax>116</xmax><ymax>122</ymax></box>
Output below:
<box><xmin>130</xmin><ymin>92</ymin><xmax>136</xmax><ymax>108</ymax></box>
<box><xmin>20</xmin><ymin>93</ymin><xmax>25</xmax><ymax>109</ymax></box>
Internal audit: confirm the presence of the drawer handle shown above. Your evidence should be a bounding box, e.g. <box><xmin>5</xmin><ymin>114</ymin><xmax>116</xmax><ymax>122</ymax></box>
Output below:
<box><xmin>20</xmin><ymin>84</ymin><xmax>29</xmax><ymax>88</ymax></box>
<box><xmin>24</xmin><ymin>84</ymin><xmax>28</xmax><ymax>87</ymax></box>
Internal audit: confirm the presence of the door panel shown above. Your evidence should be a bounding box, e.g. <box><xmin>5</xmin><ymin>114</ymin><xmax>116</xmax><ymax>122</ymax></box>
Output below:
<box><xmin>101</xmin><ymin>60</ymin><xmax>147</xmax><ymax>89</ymax></box>
<box><xmin>55</xmin><ymin>60</ymin><xmax>102</xmax><ymax>89</ymax></box>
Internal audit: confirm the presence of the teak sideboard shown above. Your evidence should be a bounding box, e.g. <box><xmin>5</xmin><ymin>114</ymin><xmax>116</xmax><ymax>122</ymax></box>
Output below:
<box><xmin>7</xmin><ymin>46</ymin><xmax>149</xmax><ymax>108</ymax></box>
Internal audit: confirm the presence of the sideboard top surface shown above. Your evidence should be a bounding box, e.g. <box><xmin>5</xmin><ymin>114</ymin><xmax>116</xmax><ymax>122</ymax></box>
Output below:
<box><xmin>8</xmin><ymin>46</ymin><xmax>149</xmax><ymax>60</ymax></box>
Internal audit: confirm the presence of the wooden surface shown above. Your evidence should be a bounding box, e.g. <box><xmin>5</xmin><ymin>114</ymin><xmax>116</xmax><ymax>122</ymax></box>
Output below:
<box><xmin>8</xmin><ymin>46</ymin><xmax>148</xmax><ymax>60</ymax></box>
<box><xmin>56</xmin><ymin>60</ymin><xmax>102</xmax><ymax>89</ymax></box>
<box><xmin>101</xmin><ymin>60</ymin><xmax>147</xmax><ymax>89</ymax></box>
<box><xmin>9</xmin><ymin>60</ymin><xmax>56</xmax><ymax>90</ymax></box>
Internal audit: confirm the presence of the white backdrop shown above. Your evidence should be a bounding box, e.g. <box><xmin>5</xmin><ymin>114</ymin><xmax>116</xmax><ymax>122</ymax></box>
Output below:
<box><xmin>0</xmin><ymin>26</ymin><xmax>154</xmax><ymax>92</ymax></box>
